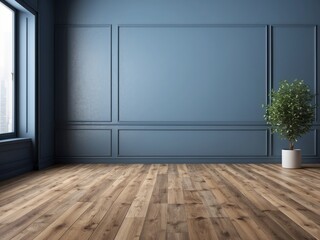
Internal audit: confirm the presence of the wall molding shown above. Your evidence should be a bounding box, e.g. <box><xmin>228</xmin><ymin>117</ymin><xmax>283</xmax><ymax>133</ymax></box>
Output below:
<box><xmin>117</xmin><ymin>24</ymin><xmax>268</xmax><ymax>123</ymax></box>
<box><xmin>55</xmin><ymin>128</ymin><xmax>112</xmax><ymax>158</ymax></box>
<box><xmin>117</xmin><ymin>128</ymin><xmax>268</xmax><ymax>158</ymax></box>
<box><xmin>270</xmin><ymin>24</ymin><xmax>318</xmax><ymax>122</ymax></box>
<box><xmin>55</xmin><ymin>156</ymin><xmax>320</xmax><ymax>164</ymax></box>
<box><xmin>118</xmin><ymin>24</ymin><xmax>268</xmax><ymax>28</ymax></box>
<box><xmin>55</xmin><ymin>24</ymin><xmax>113</xmax><ymax>123</ymax></box>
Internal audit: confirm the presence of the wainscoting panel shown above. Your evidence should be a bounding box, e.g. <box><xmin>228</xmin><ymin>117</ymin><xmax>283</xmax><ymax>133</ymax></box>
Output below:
<box><xmin>53</xmin><ymin>18</ymin><xmax>320</xmax><ymax>163</ymax></box>
<box><xmin>55</xmin><ymin>25</ymin><xmax>112</xmax><ymax>123</ymax></box>
<box><xmin>55</xmin><ymin>129</ymin><xmax>112</xmax><ymax>157</ymax></box>
<box><xmin>118</xmin><ymin>129</ymin><xmax>267</xmax><ymax>157</ymax></box>
<box><xmin>272</xmin><ymin>25</ymin><xmax>316</xmax><ymax>91</ymax></box>
<box><xmin>118</xmin><ymin>25</ymin><xmax>267</xmax><ymax>122</ymax></box>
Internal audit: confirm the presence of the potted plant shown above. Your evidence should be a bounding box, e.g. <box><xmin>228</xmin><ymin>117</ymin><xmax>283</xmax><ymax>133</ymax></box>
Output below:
<box><xmin>263</xmin><ymin>79</ymin><xmax>315</xmax><ymax>168</ymax></box>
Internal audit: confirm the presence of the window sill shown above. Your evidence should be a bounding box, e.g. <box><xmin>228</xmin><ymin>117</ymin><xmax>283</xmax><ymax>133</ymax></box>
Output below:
<box><xmin>0</xmin><ymin>138</ymin><xmax>32</xmax><ymax>146</ymax></box>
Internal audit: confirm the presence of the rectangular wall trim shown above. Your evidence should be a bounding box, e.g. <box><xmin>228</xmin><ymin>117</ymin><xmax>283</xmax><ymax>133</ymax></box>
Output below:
<box><xmin>55</xmin><ymin>24</ymin><xmax>112</xmax><ymax>124</ymax></box>
<box><xmin>271</xmin><ymin>24</ymin><xmax>317</xmax><ymax>121</ymax></box>
<box><xmin>118</xmin><ymin>129</ymin><xmax>268</xmax><ymax>157</ymax></box>
<box><xmin>55</xmin><ymin>129</ymin><xmax>112</xmax><ymax>157</ymax></box>
<box><xmin>118</xmin><ymin>24</ymin><xmax>268</xmax><ymax>123</ymax></box>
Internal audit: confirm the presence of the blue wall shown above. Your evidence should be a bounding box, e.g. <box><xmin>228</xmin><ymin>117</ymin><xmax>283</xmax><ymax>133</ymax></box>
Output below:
<box><xmin>54</xmin><ymin>0</ymin><xmax>320</xmax><ymax>163</ymax></box>
<box><xmin>0</xmin><ymin>139</ymin><xmax>33</xmax><ymax>181</ymax></box>
<box><xmin>38</xmin><ymin>0</ymin><xmax>55</xmax><ymax>169</ymax></box>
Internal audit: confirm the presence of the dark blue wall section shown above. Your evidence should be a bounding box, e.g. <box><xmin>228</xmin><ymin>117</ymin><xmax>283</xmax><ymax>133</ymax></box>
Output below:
<box><xmin>273</xmin><ymin>25</ymin><xmax>315</xmax><ymax>90</ymax></box>
<box><xmin>56</xmin><ymin>129</ymin><xmax>112</xmax><ymax>157</ymax></box>
<box><xmin>0</xmin><ymin>139</ymin><xmax>33</xmax><ymax>181</ymax></box>
<box><xmin>273</xmin><ymin>130</ymin><xmax>317</xmax><ymax>157</ymax></box>
<box><xmin>118</xmin><ymin>130</ymin><xmax>267</xmax><ymax>157</ymax></box>
<box><xmin>38</xmin><ymin>0</ymin><xmax>55</xmax><ymax>169</ymax></box>
<box><xmin>55</xmin><ymin>25</ymin><xmax>112</xmax><ymax>124</ymax></box>
<box><xmin>119</xmin><ymin>25</ymin><xmax>266</xmax><ymax>122</ymax></box>
<box><xmin>54</xmin><ymin>0</ymin><xmax>320</xmax><ymax>163</ymax></box>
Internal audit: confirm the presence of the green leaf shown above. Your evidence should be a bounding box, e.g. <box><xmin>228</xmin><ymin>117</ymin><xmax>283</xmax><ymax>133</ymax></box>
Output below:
<box><xmin>263</xmin><ymin>79</ymin><xmax>316</xmax><ymax>147</ymax></box>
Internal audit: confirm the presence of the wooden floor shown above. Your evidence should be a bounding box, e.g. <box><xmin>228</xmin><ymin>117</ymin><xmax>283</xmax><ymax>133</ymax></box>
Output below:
<box><xmin>0</xmin><ymin>164</ymin><xmax>319</xmax><ymax>240</ymax></box>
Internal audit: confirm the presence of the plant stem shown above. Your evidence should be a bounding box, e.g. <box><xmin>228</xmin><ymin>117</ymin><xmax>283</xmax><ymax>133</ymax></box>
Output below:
<box><xmin>289</xmin><ymin>142</ymin><xmax>294</xmax><ymax>150</ymax></box>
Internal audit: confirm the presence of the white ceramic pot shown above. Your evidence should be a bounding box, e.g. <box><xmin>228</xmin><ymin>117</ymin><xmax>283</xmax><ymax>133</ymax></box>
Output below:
<box><xmin>282</xmin><ymin>149</ymin><xmax>301</xmax><ymax>169</ymax></box>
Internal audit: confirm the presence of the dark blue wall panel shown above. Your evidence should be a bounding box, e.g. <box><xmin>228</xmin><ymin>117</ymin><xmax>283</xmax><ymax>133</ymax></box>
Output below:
<box><xmin>55</xmin><ymin>26</ymin><xmax>112</xmax><ymax>123</ymax></box>
<box><xmin>27</xmin><ymin>0</ymin><xmax>37</xmax><ymax>10</ymax></box>
<box><xmin>273</xmin><ymin>130</ymin><xmax>317</xmax><ymax>157</ymax></box>
<box><xmin>54</xmin><ymin>0</ymin><xmax>320</xmax><ymax>163</ymax></box>
<box><xmin>56</xmin><ymin>129</ymin><xmax>112</xmax><ymax>157</ymax></box>
<box><xmin>119</xmin><ymin>25</ymin><xmax>266</xmax><ymax>122</ymax></box>
<box><xmin>119</xmin><ymin>130</ymin><xmax>267</xmax><ymax>157</ymax></box>
<box><xmin>272</xmin><ymin>25</ymin><xmax>315</xmax><ymax>91</ymax></box>
<box><xmin>38</xmin><ymin>0</ymin><xmax>55</xmax><ymax>169</ymax></box>
<box><xmin>0</xmin><ymin>139</ymin><xmax>33</xmax><ymax>181</ymax></box>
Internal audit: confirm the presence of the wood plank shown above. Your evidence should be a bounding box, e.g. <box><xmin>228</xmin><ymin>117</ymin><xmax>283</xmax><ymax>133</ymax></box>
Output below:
<box><xmin>266</xmin><ymin>210</ymin><xmax>316</xmax><ymax>240</ymax></box>
<box><xmin>59</xmin><ymin>165</ymin><xmax>141</xmax><ymax>240</ymax></box>
<box><xmin>126</xmin><ymin>164</ymin><xmax>159</xmax><ymax>217</ymax></box>
<box><xmin>114</xmin><ymin>165</ymin><xmax>160</xmax><ymax>239</ymax></box>
<box><xmin>158</xmin><ymin>164</ymin><xmax>168</xmax><ymax>174</ymax></box>
<box><xmin>0</xmin><ymin>164</ymin><xmax>319</xmax><ymax>240</ymax></box>
<box><xmin>33</xmin><ymin>202</ymin><xmax>91</xmax><ymax>240</ymax></box>
<box><xmin>11</xmin><ymin>188</ymin><xmax>88</xmax><ymax>240</ymax></box>
<box><xmin>242</xmin><ymin>165</ymin><xmax>320</xmax><ymax>238</ymax></box>
<box><xmin>0</xmin><ymin>182</ymin><xmax>88</xmax><ymax>239</ymax></box>
<box><xmin>168</xmin><ymin>172</ymin><xmax>184</xmax><ymax>204</ymax></box>
<box><xmin>210</xmin><ymin>217</ymin><xmax>241</xmax><ymax>240</ymax></box>
<box><xmin>150</xmin><ymin>173</ymin><xmax>168</xmax><ymax>204</ymax></box>
<box><xmin>88</xmin><ymin>165</ymin><xmax>150</xmax><ymax>240</ymax></box>
<box><xmin>204</xmin><ymin>165</ymin><xmax>274</xmax><ymax>240</ymax></box>
<box><xmin>167</xmin><ymin>204</ymin><xmax>188</xmax><ymax>234</ymax></box>
<box><xmin>187</xmin><ymin>217</ymin><xmax>219</xmax><ymax>240</ymax></box>
<box><xmin>140</xmin><ymin>203</ymin><xmax>167</xmax><ymax>240</ymax></box>
<box><xmin>114</xmin><ymin>217</ymin><xmax>145</xmax><ymax>240</ymax></box>
<box><xmin>87</xmin><ymin>202</ymin><xmax>131</xmax><ymax>240</ymax></box>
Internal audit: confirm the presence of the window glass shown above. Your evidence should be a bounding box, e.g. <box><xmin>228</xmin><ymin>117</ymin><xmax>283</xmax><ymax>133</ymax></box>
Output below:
<box><xmin>0</xmin><ymin>2</ymin><xmax>14</xmax><ymax>135</ymax></box>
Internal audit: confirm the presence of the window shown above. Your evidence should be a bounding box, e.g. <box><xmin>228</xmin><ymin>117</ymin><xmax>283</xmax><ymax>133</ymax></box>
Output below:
<box><xmin>0</xmin><ymin>1</ymin><xmax>15</xmax><ymax>137</ymax></box>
